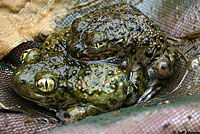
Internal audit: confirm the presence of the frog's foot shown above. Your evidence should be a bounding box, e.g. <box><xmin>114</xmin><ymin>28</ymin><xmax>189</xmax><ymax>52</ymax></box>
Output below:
<box><xmin>137</xmin><ymin>86</ymin><xmax>161</xmax><ymax>104</ymax></box>
<box><xmin>175</xmin><ymin>47</ymin><xmax>189</xmax><ymax>62</ymax></box>
<box><xmin>56</xmin><ymin>104</ymin><xmax>98</xmax><ymax>124</ymax></box>
<box><xmin>137</xmin><ymin>79</ymin><xmax>163</xmax><ymax>104</ymax></box>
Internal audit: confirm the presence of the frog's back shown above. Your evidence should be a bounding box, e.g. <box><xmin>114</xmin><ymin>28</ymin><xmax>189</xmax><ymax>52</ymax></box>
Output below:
<box><xmin>43</xmin><ymin>4</ymin><xmax>168</xmax><ymax>69</ymax></box>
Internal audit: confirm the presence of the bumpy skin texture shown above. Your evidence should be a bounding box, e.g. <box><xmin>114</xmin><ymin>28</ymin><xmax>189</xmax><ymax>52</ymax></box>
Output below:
<box><xmin>12</xmin><ymin>4</ymin><xmax>178</xmax><ymax>122</ymax></box>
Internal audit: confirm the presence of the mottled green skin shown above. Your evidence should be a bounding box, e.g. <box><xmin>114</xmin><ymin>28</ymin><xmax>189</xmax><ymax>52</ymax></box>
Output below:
<box><xmin>12</xmin><ymin>4</ymin><xmax>178</xmax><ymax>122</ymax></box>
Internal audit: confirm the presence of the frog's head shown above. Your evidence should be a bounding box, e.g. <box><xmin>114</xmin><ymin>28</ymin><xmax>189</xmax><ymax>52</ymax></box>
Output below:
<box><xmin>12</xmin><ymin>49</ymin><xmax>75</xmax><ymax>109</ymax></box>
<box><xmin>138</xmin><ymin>46</ymin><xmax>178</xmax><ymax>103</ymax></box>
<box><xmin>148</xmin><ymin>46</ymin><xmax>178</xmax><ymax>79</ymax></box>
<box><xmin>68</xmin><ymin>13</ymin><xmax>130</xmax><ymax>61</ymax></box>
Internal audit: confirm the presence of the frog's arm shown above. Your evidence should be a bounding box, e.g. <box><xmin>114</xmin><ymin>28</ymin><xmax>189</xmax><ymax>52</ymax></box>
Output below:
<box><xmin>137</xmin><ymin>78</ymin><xmax>167</xmax><ymax>103</ymax></box>
<box><xmin>56</xmin><ymin>104</ymin><xmax>98</xmax><ymax>123</ymax></box>
<box><xmin>123</xmin><ymin>68</ymin><xmax>148</xmax><ymax>106</ymax></box>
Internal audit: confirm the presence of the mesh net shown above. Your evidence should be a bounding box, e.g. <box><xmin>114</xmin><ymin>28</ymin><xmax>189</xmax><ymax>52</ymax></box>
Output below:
<box><xmin>0</xmin><ymin>0</ymin><xmax>200</xmax><ymax>133</ymax></box>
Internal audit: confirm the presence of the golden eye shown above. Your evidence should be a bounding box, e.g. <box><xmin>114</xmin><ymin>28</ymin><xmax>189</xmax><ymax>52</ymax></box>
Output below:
<box><xmin>36</xmin><ymin>78</ymin><xmax>55</xmax><ymax>92</ymax></box>
<box><xmin>72</xmin><ymin>70</ymin><xmax>77</xmax><ymax>76</ymax></box>
<box><xmin>111</xmin><ymin>84</ymin><xmax>116</xmax><ymax>89</ymax></box>
<box><xmin>108</xmin><ymin>70</ymin><xmax>114</xmax><ymax>75</ymax></box>
<box><xmin>94</xmin><ymin>42</ymin><xmax>105</xmax><ymax>50</ymax></box>
<box><xmin>20</xmin><ymin>49</ymin><xmax>32</xmax><ymax>63</ymax></box>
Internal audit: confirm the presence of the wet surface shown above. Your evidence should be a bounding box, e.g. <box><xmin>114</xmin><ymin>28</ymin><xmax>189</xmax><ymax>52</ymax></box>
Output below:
<box><xmin>0</xmin><ymin>0</ymin><xmax>200</xmax><ymax>133</ymax></box>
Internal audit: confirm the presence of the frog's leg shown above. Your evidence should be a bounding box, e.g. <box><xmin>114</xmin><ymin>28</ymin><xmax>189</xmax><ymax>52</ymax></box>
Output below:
<box><xmin>167</xmin><ymin>36</ymin><xmax>183</xmax><ymax>46</ymax></box>
<box><xmin>137</xmin><ymin>78</ymin><xmax>166</xmax><ymax>103</ymax></box>
<box><xmin>123</xmin><ymin>68</ymin><xmax>148</xmax><ymax>106</ymax></box>
<box><xmin>173</xmin><ymin>30</ymin><xmax>200</xmax><ymax>40</ymax></box>
<box><xmin>167</xmin><ymin>36</ymin><xmax>195</xmax><ymax>62</ymax></box>
<box><xmin>56</xmin><ymin>104</ymin><xmax>98</xmax><ymax>123</ymax></box>
<box><xmin>167</xmin><ymin>35</ymin><xmax>198</xmax><ymax>93</ymax></box>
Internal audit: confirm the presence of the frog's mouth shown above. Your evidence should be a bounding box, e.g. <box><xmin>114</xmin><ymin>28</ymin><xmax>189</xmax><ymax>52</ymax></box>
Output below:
<box><xmin>11</xmin><ymin>73</ymin><xmax>49</xmax><ymax>105</ymax></box>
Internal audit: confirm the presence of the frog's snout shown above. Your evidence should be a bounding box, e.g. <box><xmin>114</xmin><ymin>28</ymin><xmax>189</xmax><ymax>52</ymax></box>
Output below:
<box><xmin>11</xmin><ymin>69</ymin><xmax>35</xmax><ymax>98</ymax></box>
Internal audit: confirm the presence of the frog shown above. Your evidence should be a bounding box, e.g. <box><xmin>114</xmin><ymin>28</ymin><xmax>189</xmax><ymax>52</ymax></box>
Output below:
<box><xmin>11</xmin><ymin>3</ymin><xmax>178</xmax><ymax>123</ymax></box>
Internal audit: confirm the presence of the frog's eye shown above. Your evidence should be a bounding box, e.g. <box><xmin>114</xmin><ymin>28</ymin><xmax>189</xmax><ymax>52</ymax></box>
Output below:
<box><xmin>20</xmin><ymin>49</ymin><xmax>33</xmax><ymax>63</ymax></box>
<box><xmin>93</xmin><ymin>42</ymin><xmax>105</xmax><ymax>50</ymax></box>
<box><xmin>20</xmin><ymin>48</ymin><xmax>40</xmax><ymax>63</ymax></box>
<box><xmin>36</xmin><ymin>78</ymin><xmax>55</xmax><ymax>92</ymax></box>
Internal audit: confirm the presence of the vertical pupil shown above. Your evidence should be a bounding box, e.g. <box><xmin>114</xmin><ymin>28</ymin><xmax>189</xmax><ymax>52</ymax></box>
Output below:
<box><xmin>45</xmin><ymin>79</ymin><xmax>48</xmax><ymax>90</ymax></box>
<box><xmin>37</xmin><ymin>78</ymin><xmax>55</xmax><ymax>92</ymax></box>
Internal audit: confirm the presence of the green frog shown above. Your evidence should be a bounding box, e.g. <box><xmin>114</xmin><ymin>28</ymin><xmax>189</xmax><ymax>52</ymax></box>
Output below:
<box><xmin>12</xmin><ymin>4</ymin><xmax>178</xmax><ymax>123</ymax></box>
